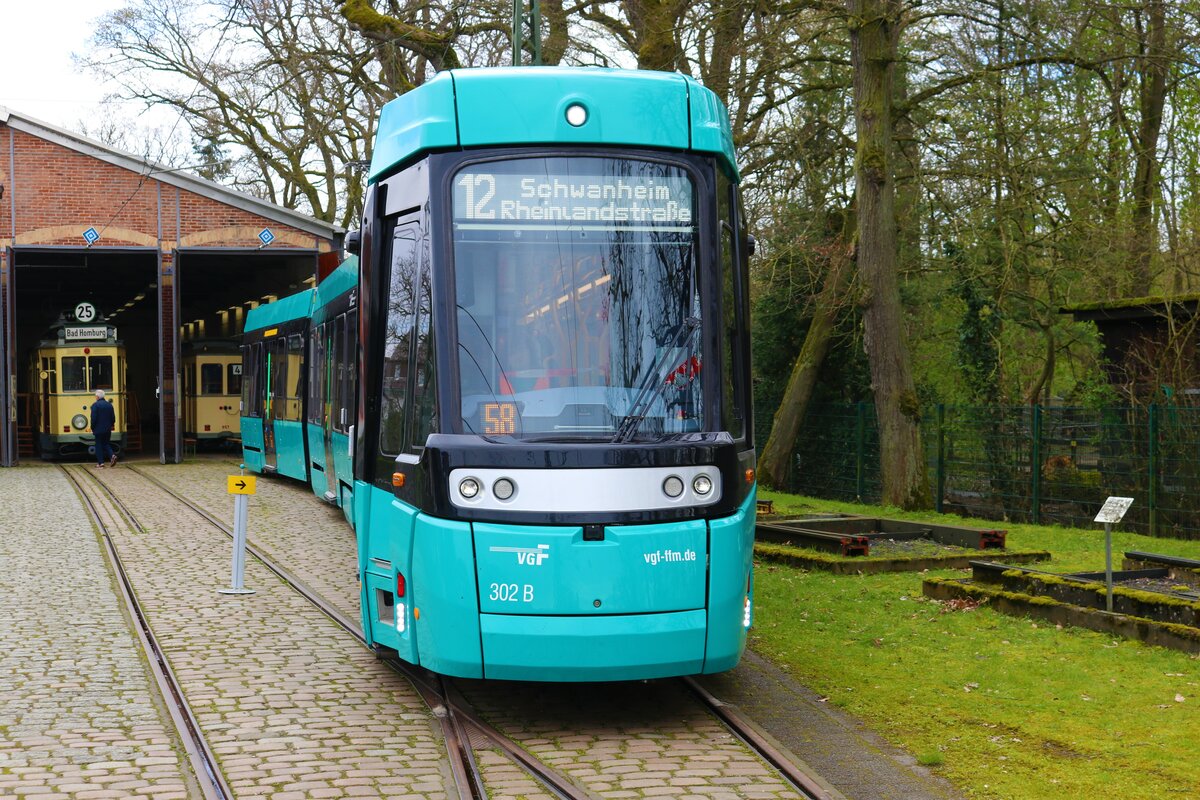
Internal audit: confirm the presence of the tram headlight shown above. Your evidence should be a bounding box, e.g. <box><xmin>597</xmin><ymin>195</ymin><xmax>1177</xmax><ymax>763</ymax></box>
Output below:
<box><xmin>693</xmin><ymin>475</ymin><xmax>713</xmax><ymax>496</ymax></box>
<box><xmin>458</xmin><ymin>477</ymin><xmax>481</xmax><ymax>500</ymax></box>
<box><xmin>71</xmin><ymin>414</ymin><xmax>88</xmax><ymax>431</ymax></box>
<box><xmin>663</xmin><ymin>475</ymin><xmax>684</xmax><ymax>498</ymax></box>
<box><xmin>493</xmin><ymin>478</ymin><xmax>516</xmax><ymax>501</ymax></box>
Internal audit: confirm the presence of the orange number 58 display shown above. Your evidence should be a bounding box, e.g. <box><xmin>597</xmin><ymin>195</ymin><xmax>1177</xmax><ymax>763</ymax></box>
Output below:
<box><xmin>483</xmin><ymin>402</ymin><xmax>517</xmax><ymax>434</ymax></box>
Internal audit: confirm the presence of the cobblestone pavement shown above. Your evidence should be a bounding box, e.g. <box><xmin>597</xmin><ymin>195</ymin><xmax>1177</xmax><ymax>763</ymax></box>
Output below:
<box><xmin>86</xmin><ymin>461</ymin><xmax>452</xmax><ymax>799</ymax></box>
<box><xmin>0</xmin><ymin>463</ymin><xmax>198</xmax><ymax>799</ymax></box>
<box><xmin>133</xmin><ymin>456</ymin><xmax>360</xmax><ymax>623</ymax></box>
<box><xmin>139</xmin><ymin>456</ymin><xmax>805</xmax><ymax>800</ymax></box>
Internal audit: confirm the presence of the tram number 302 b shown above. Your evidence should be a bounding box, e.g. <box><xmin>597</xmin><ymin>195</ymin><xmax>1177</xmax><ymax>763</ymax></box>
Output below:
<box><xmin>490</xmin><ymin>583</ymin><xmax>534</xmax><ymax>602</ymax></box>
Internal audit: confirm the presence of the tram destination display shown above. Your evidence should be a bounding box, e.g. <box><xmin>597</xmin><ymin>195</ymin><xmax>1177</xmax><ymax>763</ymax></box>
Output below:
<box><xmin>454</xmin><ymin>165</ymin><xmax>693</xmax><ymax>227</ymax></box>
<box><xmin>63</xmin><ymin>325</ymin><xmax>114</xmax><ymax>342</ymax></box>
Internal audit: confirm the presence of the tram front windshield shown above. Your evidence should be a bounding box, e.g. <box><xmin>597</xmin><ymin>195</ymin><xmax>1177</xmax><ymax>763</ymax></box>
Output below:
<box><xmin>453</xmin><ymin>156</ymin><xmax>703</xmax><ymax>442</ymax></box>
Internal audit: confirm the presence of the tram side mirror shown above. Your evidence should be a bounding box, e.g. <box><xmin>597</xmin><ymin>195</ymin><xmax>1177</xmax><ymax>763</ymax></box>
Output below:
<box><xmin>746</xmin><ymin>234</ymin><xmax>757</xmax><ymax>257</ymax></box>
<box><xmin>345</xmin><ymin>229</ymin><xmax>361</xmax><ymax>255</ymax></box>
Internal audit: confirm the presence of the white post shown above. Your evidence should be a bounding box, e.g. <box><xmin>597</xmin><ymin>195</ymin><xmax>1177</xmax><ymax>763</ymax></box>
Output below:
<box><xmin>1094</xmin><ymin>497</ymin><xmax>1132</xmax><ymax>615</ymax></box>
<box><xmin>220</xmin><ymin>466</ymin><xmax>256</xmax><ymax>595</ymax></box>
<box><xmin>1104</xmin><ymin>521</ymin><xmax>1113</xmax><ymax>613</ymax></box>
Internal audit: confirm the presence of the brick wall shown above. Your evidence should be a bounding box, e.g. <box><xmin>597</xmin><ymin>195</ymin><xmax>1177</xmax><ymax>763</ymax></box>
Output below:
<box><xmin>5</xmin><ymin>128</ymin><xmax>328</xmax><ymax>250</ymax></box>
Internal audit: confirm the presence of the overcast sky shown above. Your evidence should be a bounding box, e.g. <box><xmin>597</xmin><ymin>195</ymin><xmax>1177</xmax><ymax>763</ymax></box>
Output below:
<box><xmin>0</xmin><ymin>1</ymin><xmax>146</xmax><ymax>131</ymax></box>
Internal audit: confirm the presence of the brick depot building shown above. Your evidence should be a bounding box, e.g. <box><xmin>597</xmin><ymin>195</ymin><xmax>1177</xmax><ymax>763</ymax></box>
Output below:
<box><xmin>0</xmin><ymin>107</ymin><xmax>341</xmax><ymax>465</ymax></box>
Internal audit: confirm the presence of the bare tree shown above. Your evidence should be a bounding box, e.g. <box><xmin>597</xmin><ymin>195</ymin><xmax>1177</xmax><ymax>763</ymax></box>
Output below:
<box><xmin>83</xmin><ymin>0</ymin><xmax>395</xmax><ymax>227</ymax></box>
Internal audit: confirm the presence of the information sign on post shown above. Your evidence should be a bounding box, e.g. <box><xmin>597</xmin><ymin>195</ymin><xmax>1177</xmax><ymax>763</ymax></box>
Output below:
<box><xmin>219</xmin><ymin>469</ymin><xmax>256</xmax><ymax>595</ymax></box>
<box><xmin>1095</xmin><ymin>496</ymin><xmax>1134</xmax><ymax>613</ymax></box>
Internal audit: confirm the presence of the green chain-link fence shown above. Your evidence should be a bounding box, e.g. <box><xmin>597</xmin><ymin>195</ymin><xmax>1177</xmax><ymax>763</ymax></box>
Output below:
<box><xmin>783</xmin><ymin>403</ymin><xmax>1200</xmax><ymax>539</ymax></box>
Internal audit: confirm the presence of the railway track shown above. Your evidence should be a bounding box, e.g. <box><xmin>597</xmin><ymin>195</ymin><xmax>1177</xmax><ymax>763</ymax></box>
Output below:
<box><xmin>60</xmin><ymin>464</ymin><xmax>232</xmax><ymax>800</ymax></box>
<box><xmin>73</xmin><ymin>462</ymin><xmax>830</xmax><ymax>800</ymax></box>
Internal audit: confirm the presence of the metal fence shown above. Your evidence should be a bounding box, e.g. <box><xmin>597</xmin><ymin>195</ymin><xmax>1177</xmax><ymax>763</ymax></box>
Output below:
<box><xmin>785</xmin><ymin>403</ymin><xmax>1200</xmax><ymax>539</ymax></box>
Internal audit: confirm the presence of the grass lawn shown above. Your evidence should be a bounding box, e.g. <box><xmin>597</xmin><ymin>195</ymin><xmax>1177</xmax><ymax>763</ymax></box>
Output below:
<box><xmin>752</xmin><ymin>489</ymin><xmax>1200</xmax><ymax>800</ymax></box>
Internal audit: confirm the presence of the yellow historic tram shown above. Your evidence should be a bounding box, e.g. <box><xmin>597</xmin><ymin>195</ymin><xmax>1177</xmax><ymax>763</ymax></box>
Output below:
<box><xmin>181</xmin><ymin>339</ymin><xmax>242</xmax><ymax>447</ymax></box>
<box><xmin>28</xmin><ymin>303</ymin><xmax>127</xmax><ymax>459</ymax></box>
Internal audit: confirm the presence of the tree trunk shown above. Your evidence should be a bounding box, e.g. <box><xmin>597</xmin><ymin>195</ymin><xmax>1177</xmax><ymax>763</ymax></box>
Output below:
<box><xmin>627</xmin><ymin>0</ymin><xmax>684</xmax><ymax>71</ymax></box>
<box><xmin>847</xmin><ymin>0</ymin><xmax>931</xmax><ymax>510</ymax></box>
<box><xmin>1131</xmin><ymin>0</ymin><xmax>1167</xmax><ymax>295</ymax></box>
<box><xmin>757</xmin><ymin>247</ymin><xmax>854</xmax><ymax>490</ymax></box>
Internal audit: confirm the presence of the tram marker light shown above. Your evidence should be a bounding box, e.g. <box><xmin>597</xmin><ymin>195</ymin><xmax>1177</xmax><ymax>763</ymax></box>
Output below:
<box><xmin>663</xmin><ymin>475</ymin><xmax>684</xmax><ymax>498</ymax></box>
<box><xmin>493</xmin><ymin>478</ymin><xmax>515</xmax><ymax>501</ymax></box>
<box><xmin>392</xmin><ymin>472</ymin><xmax>405</xmax><ymax>488</ymax></box>
<box><xmin>744</xmin><ymin>468</ymin><xmax>755</xmax><ymax>484</ymax></box>
<box><xmin>396</xmin><ymin>573</ymin><xmax>406</xmax><ymax>598</ymax></box>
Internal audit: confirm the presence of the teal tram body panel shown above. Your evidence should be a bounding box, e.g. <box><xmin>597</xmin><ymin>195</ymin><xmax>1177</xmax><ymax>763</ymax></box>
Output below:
<box><xmin>354</xmin><ymin>482</ymin><xmax>756</xmax><ymax>681</ymax></box>
<box><xmin>272</xmin><ymin>420</ymin><xmax>307</xmax><ymax>481</ymax></box>
<box><xmin>330</xmin><ymin>430</ymin><xmax>353</xmax><ymax>519</ymax></box>
<box><xmin>369</xmin><ymin>67</ymin><xmax>738</xmax><ymax>183</ymax></box>
<box><xmin>240</xmin><ymin>417</ymin><xmax>265</xmax><ymax>472</ymax></box>
<box><xmin>702</xmin><ymin>491</ymin><xmax>756</xmax><ymax>673</ymax></box>
<box><xmin>305</xmin><ymin>422</ymin><xmax>327</xmax><ymax>497</ymax></box>
<box><xmin>473</xmin><ymin>519</ymin><xmax>707</xmax><ymax>615</ymax></box>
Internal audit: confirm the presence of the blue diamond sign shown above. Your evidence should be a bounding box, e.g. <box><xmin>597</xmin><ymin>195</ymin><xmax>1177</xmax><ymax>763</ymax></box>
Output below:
<box><xmin>257</xmin><ymin>228</ymin><xmax>275</xmax><ymax>246</ymax></box>
<box><xmin>82</xmin><ymin>227</ymin><xmax>100</xmax><ymax>245</ymax></box>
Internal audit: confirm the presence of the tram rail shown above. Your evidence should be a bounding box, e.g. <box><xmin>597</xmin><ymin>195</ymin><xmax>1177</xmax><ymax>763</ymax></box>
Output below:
<box><xmin>59</xmin><ymin>464</ymin><xmax>232</xmax><ymax>800</ymax></box>
<box><xmin>87</xmin><ymin>461</ymin><xmax>826</xmax><ymax>800</ymax></box>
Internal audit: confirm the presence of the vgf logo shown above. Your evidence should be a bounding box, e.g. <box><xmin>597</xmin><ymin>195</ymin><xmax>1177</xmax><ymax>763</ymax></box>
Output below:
<box><xmin>517</xmin><ymin>544</ymin><xmax>550</xmax><ymax>566</ymax></box>
<box><xmin>490</xmin><ymin>544</ymin><xmax>550</xmax><ymax>566</ymax></box>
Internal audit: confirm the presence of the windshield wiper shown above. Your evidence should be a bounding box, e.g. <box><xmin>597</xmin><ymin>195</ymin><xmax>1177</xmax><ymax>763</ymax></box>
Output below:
<box><xmin>613</xmin><ymin>316</ymin><xmax>700</xmax><ymax>444</ymax></box>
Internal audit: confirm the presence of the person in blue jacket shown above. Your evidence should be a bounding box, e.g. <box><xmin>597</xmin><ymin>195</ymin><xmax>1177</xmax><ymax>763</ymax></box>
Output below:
<box><xmin>90</xmin><ymin>389</ymin><xmax>117</xmax><ymax>467</ymax></box>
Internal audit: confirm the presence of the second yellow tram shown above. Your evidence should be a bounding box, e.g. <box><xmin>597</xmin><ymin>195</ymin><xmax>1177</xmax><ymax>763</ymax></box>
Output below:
<box><xmin>181</xmin><ymin>339</ymin><xmax>242</xmax><ymax>446</ymax></box>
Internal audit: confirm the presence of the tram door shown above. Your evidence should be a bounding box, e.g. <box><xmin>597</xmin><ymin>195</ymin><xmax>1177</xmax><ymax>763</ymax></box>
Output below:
<box><xmin>263</xmin><ymin>336</ymin><xmax>286</xmax><ymax>472</ymax></box>
<box><xmin>40</xmin><ymin>357</ymin><xmax>52</xmax><ymax>435</ymax></box>
<box><xmin>321</xmin><ymin>319</ymin><xmax>338</xmax><ymax>500</ymax></box>
<box><xmin>263</xmin><ymin>346</ymin><xmax>277</xmax><ymax>471</ymax></box>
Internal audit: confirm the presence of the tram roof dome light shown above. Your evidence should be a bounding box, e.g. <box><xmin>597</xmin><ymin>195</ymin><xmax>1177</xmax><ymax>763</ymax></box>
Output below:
<box><xmin>565</xmin><ymin>103</ymin><xmax>588</xmax><ymax>127</ymax></box>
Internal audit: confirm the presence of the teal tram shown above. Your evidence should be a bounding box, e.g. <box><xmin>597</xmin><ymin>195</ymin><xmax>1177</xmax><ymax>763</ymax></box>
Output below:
<box><xmin>241</xmin><ymin>67</ymin><xmax>756</xmax><ymax>681</ymax></box>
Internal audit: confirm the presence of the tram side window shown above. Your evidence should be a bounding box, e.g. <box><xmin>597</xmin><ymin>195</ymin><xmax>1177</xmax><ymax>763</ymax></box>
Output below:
<box><xmin>242</xmin><ymin>343</ymin><xmax>262</xmax><ymax>417</ymax></box>
<box><xmin>200</xmin><ymin>363</ymin><xmax>223</xmax><ymax>395</ymax></box>
<box><xmin>61</xmin><ymin>356</ymin><xmax>87</xmax><ymax>392</ymax></box>
<box><xmin>719</xmin><ymin>180</ymin><xmax>746</xmax><ymax>442</ymax></box>
<box><xmin>227</xmin><ymin>362</ymin><xmax>242</xmax><ymax>396</ymax></box>
<box><xmin>331</xmin><ymin>316</ymin><xmax>346</xmax><ymax>432</ymax></box>
<box><xmin>286</xmin><ymin>334</ymin><xmax>304</xmax><ymax>422</ymax></box>
<box><xmin>410</xmin><ymin>234</ymin><xmax>436</xmax><ymax>451</ymax></box>
<box><xmin>269</xmin><ymin>337</ymin><xmax>288</xmax><ymax>420</ymax></box>
<box><xmin>308</xmin><ymin>326</ymin><xmax>323</xmax><ymax>424</ymax></box>
<box><xmin>343</xmin><ymin>309</ymin><xmax>358</xmax><ymax>431</ymax></box>
<box><xmin>380</xmin><ymin>225</ymin><xmax>419</xmax><ymax>455</ymax></box>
